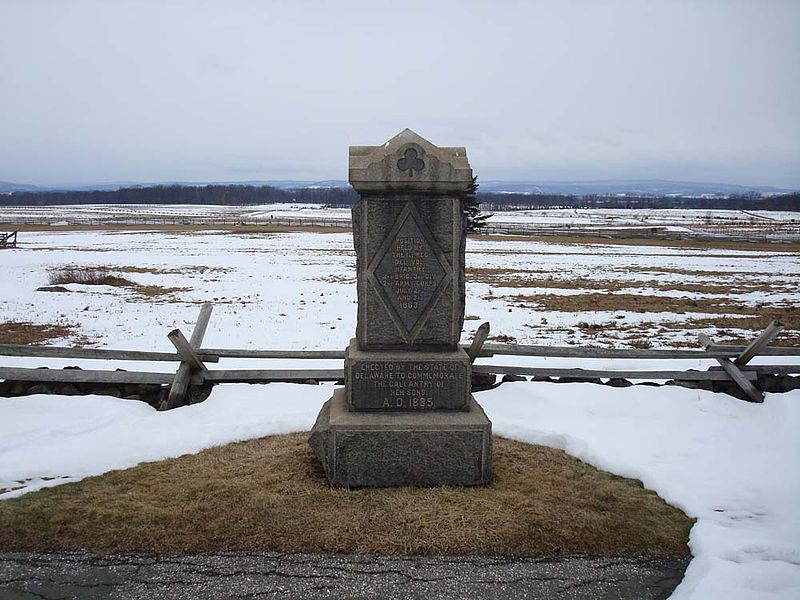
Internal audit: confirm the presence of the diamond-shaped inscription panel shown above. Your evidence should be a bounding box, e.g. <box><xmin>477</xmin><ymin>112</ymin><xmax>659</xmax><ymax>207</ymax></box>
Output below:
<box><xmin>372</xmin><ymin>209</ymin><xmax>448</xmax><ymax>334</ymax></box>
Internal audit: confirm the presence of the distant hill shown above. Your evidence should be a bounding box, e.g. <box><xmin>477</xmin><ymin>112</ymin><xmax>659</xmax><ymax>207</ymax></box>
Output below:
<box><xmin>0</xmin><ymin>181</ymin><xmax>43</xmax><ymax>193</ymax></box>
<box><xmin>0</xmin><ymin>180</ymin><xmax>351</xmax><ymax>194</ymax></box>
<box><xmin>476</xmin><ymin>180</ymin><xmax>794</xmax><ymax>197</ymax></box>
<box><xmin>1</xmin><ymin>178</ymin><xmax>795</xmax><ymax>197</ymax></box>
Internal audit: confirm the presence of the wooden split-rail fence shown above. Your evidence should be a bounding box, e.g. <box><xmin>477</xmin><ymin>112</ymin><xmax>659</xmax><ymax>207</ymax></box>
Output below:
<box><xmin>0</xmin><ymin>303</ymin><xmax>797</xmax><ymax>409</ymax></box>
<box><xmin>0</xmin><ymin>232</ymin><xmax>17</xmax><ymax>249</ymax></box>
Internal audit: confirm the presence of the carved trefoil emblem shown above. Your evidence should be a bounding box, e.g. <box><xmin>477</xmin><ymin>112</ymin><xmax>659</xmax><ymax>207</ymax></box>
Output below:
<box><xmin>397</xmin><ymin>147</ymin><xmax>425</xmax><ymax>177</ymax></box>
<box><xmin>367</xmin><ymin>202</ymin><xmax>452</xmax><ymax>343</ymax></box>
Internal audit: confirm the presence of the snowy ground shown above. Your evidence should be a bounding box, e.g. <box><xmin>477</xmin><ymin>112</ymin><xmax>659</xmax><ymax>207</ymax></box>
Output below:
<box><xmin>1</xmin><ymin>204</ymin><xmax>799</xmax><ymax>240</ymax></box>
<box><xmin>1</xmin><ymin>228</ymin><xmax>799</xmax><ymax>599</ymax></box>
<box><xmin>0</xmin><ymin>228</ymin><xmax>797</xmax><ymax>350</ymax></box>
<box><xmin>1</xmin><ymin>385</ymin><xmax>798</xmax><ymax>600</ymax></box>
<box><xmin>487</xmin><ymin>207</ymin><xmax>800</xmax><ymax>227</ymax></box>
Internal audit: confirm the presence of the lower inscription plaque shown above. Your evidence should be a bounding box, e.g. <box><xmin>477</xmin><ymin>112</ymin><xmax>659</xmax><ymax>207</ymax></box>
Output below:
<box><xmin>345</xmin><ymin>339</ymin><xmax>470</xmax><ymax>411</ymax></box>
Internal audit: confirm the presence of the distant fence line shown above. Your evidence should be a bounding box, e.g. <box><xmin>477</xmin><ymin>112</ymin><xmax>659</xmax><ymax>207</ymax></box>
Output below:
<box><xmin>0</xmin><ymin>215</ymin><xmax>350</xmax><ymax>229</ymax></box>
<box><xmin>478</xmin><ymin>222</ymin><xmax>800</xmax><ymax>243</ymax></box>
<box><xmin>0</xmin><ymin>214</ymin><xmax>798</xmax><ymax>243</ymax></box>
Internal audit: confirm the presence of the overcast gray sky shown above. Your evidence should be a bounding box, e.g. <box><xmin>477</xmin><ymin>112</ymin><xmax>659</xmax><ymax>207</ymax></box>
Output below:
<box><xmin>1</xmin><ymin>0</ymin><xmax>798</xmax><ymax>187</ymax></box>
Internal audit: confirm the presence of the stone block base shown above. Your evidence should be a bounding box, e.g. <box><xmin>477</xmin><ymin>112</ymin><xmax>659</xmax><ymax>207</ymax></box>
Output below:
<box><xmin>309</xmin><ymin>388</ymin><xmax>492</xmax><ymax>488</ymax></box>
<box><xmin>345</xmin><ymin>338</ymin><xmax>470</xmax><ymax>411</ymax></box>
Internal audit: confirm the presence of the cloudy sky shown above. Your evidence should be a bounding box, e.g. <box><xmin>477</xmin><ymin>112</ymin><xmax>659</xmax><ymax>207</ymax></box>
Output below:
<box><xmin>1</xmin><ymin>0</ymin><xmax>798</xmax><ymax>188</ymax></box>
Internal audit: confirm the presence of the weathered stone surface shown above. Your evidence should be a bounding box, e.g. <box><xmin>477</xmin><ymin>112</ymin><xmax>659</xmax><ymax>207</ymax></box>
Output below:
<box><xmin>349</xmin><ymin>128</ymin><xmax>472</xmax><ymax>195</ymax></box>
<box><xmin>309</xmin><ymin>389</ymin><xmax>492</xmax><ymax>488</ymax></box>
<box><xmin>350</xmin><ymin>129</ymin><xmax>469</xmax><ymax>351</ymax></box>
<box><xmin>353</xmin><ymin>196</ymin><xmax>465</xmax><ymax>350</ymax></box>
<box><xmin>345</xmin><ymin>339</ymin><xmax>470</xmax><ymax>411</ymax></box>
<box><xmin>310</xmin><ymin>129</ymin><xmax>491</xmax><ymax>488</ymax></box>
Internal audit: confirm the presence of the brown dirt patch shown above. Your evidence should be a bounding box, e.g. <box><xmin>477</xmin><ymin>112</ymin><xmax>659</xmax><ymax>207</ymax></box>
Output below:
<box><xmin>130</xmin><ymin>285</ymin><xmax>192</xmax><ymax>301</ymax></box>
<box><xmin>468</xmin><ymin>233</ymin><xmax>800</xmax><ymax>253</ymax></box>
<box><xmin>44</xmin><ymin>266</ymin><xmax>192</xmax><ymax>300</ymax></box>
<box><xmin>609</xmin><ymin>266</ymin><xmax>780</xmax><ymax>278</ymax></box>
<box><xmin>108</xmin><ymin>265</ymin><xmax>231</xmax><ymax>276</ymax></box>
<box><xmin>505</xmin><ymin>293</ymin><xmax>799</xmax><ymax>327</ymax></box>
<box><xmin>0</xmin><ymin>433</ymin><xmax>692</xmax><ymax>557</ymax></box>
<box><xmin>48</xmin><ymin>268</ymin><xmax>135</xmax><ymax>287</ymax></box>
<box><xmin>468</xmin><ymin>270</ymin><xmax>790</xmax><ymax>295</ymax></box>
<box><xmin>312</xmin><ymin>274</ymin><xmax>356</xmax><ymax>284</ymax></box>
<box><xmin>504</xmin><ymin>292</ymin><xmax>751</xmax><ymax>314</ymax></box>
<box><xmin>0</xmin><ymin>321</ymin><xmax>75</xmax><ymax>345</ymax></box>
<box><xmin>678</xmin><ymin>314</ymin><xmax>800</xmax><ymax>346</ymax></box>
<box><xmin>536</xmin><ymin>313</ymin><xmax>800</xmax><ymax>348</ymax></box>
<box><xmin>488</xmin><ymin>334</ymin><xmax>518</xmax><ymax>343</ymax></box>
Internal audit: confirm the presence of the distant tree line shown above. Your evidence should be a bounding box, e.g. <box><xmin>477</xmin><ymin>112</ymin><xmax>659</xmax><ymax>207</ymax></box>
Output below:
<box><xmin>1</xmin><ymin>184</ymin><xmax>798</xmax><ymax>211</ymax></box>
<box><xmin>0</xmin><ymin>184</ymin><xmax>359</xmax><ymax>207</ymax></box>
<box><xmin>478</xmin><ymin>191</ymin><xmax>800</xmax><ymax>212</ymax></box>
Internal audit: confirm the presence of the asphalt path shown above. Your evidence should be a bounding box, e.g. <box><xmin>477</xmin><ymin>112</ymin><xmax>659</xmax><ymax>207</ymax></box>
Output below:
<box><xmin>0</xmin><ymin>551</ymin><xmax>689</xmax><ymax>599</ymax></box>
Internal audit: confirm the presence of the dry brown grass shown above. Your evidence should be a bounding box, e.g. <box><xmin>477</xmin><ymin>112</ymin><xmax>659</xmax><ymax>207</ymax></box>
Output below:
<box><xmin>312</xmin><ymin>274</ymin><xmax>357</xmax><ymax>284</ymax></box>
<box><xmin>467</xmin><ymin>270</ymin><xmax>791</xmax><ymax>295</ymax></box>
<box><xmin>610</xmin><ymin>266</ymin><xmax>780</xmax><ymax>278</ymax></box>
<box><xmin>131</xmin><ymin>285</ymin><xmax>192</xmax><ymax>300</ymax></box>
<box><xmin>107</xmin><ymin>265</ymin><xmax>231</xmax><ymax>276</ymax></box>
<box><xmin>44</xmin><ymin>266</ymin><xmax>191</xmax><ymax>301</ymax></box>
<box><xmin>48</xmin><ymin>268</ymin><xmax>136</xmax><ymax>287</ymax></box>
<box><xmin>0</xmin><ymin>433</ymin><xmax>692</xmax><ymax>557</ymax></box>
<box><xmin>505</xmin><ymin>293</ymin><xmax>800</xmax><ymax>346</ymax></box>
<box><xmin>505</xmin><ymin>292</ymin><xmax>749</xmax><ymax>314</ymax></box>
<box><xmin>469</xmin><ymin>233</ymin><xmax>800</xmax><ymax>253</ymax></box>
<box><xmin>0</xmin><ymin>321</ymin><xmax>75</xmax><ymax>344</ymax></box>
<box><xmin>506</xmin><ymin>292</ymin><xmax>794</xmax><ymax>319</ymax></box>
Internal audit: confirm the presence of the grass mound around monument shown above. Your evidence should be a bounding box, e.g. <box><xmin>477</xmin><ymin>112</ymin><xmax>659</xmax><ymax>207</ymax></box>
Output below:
<box><xmin>0</xmin><ymin>434</ymin><xmax>693</xmax><ymax>556</ymax></box>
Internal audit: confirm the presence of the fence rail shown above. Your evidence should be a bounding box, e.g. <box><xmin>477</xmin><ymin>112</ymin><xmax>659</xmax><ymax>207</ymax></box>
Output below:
<box><xmin>0</xmin><ymin>303</ymin><xmax>795</xmax><ymax>407</ymax></box>
<box><xmin>0</xmin><ymin>231</ymin><xmax>17</xmax><ymax>248</ymax></box>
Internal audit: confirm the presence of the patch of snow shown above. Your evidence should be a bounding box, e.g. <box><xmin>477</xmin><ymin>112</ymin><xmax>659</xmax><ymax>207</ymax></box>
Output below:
<box><xmin>479</xmin><ymin>383</ymin><xmax>800</xmax><ymax>600</ymax></box>
<box><xmin>0</xmin><ymin>383</ymin><xmax>798</xmax><ymax>599</ymax></box>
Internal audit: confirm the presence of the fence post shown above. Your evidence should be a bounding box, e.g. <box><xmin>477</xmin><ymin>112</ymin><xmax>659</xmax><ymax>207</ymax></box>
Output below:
<box><xmin>467</xmin><ymin>322</ymin><xmax>490</xmax><ymax>363</ymax></box>
<box><xmin>734</xmin><ymin>321</ymin><xmax>784</xmax><ymax>366</ymax></box>
<box><xmin>699</xmin><ymin>332</ymin><xmax>764</xmax><ymax>403</ymax></box>
<box><xmin>159</xmin><ymin>303</ymin><xmax>214</xmax><ymax>410</ymax></box>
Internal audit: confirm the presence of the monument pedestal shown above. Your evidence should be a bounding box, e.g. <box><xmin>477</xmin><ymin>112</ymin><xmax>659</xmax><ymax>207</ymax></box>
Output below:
<box><xmin>309</xmin><ymin>389</ymin><xmax>492</xmax><ymax>488</ymax></box>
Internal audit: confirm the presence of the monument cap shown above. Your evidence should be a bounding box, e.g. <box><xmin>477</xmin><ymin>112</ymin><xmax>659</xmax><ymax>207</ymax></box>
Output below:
<box><xmin>349</xmin><ymin>128</ymin><xmax>472</xmax><ymax>194</ymax></box>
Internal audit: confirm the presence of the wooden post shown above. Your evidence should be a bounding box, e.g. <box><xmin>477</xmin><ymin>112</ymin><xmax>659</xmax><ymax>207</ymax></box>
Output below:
<box><xmin>699</xmin><ymin>332</ymin><xmax>764</xmax><ymax>403</ymax></box>
<box><xmin>167</xmin><ymin>329</ymin><xmax>208</xmax><ymax>373</ymax></box>
<box><xmin>467</xmin><ymin>322</ymin><xmax>490</xmax><ymax>363</ymax></box>
<box><xmin>734</xmin><ymin>320</ymin><xmax>784</xmax><ymax>366</ymax></box>
<box><xmin>159</xmin><ymin>303</ymin><xmax>213</xmax><ymax>411</ymax></box>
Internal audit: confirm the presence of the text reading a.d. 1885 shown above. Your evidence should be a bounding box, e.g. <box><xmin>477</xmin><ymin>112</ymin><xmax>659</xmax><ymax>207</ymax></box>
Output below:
<box><xmin>371</xmin><ymin>205</ymin><xmax>450</xmax><ymax>335</ymax></box>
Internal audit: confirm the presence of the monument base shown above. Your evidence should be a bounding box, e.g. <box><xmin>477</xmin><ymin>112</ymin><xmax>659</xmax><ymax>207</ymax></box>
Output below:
<box><xmin>345</xmin><ymin>338</ymin><xmax>471</xmax><ymax>411</ymax></box>
<box><xmin>309</xmin><ymin>388</ymin><xmax>492</xmax><ymax>488</ymax></box>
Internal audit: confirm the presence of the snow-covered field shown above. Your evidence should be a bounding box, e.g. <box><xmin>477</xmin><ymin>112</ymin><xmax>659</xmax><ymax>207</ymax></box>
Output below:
<box><xmin>1</xmin><ymin>204</ymin><xmax>799</xmax><ymax>238</ymax></box>
<box><xmin>489</xmin><ymin>207</ymin><xmax>800</xmax><ymax>228</ymax></box>
<box><xmin>1</xmin><ymin>228</ymin><xmax>799</xmax><ymax>599</ymax></box>
<box><xmin>0</xmin><ymin>228</ymin><xmax>797</xmax><ymax>350</ymax></box>
<box><xmin>0</xmin><ymin>203</ymin><xmax>353</xmax><ymax>224</ymax></box>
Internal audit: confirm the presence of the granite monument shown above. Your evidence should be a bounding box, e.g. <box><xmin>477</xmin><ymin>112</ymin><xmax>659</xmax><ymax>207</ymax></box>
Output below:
<box><xmin>309</xmin><ymin>129</ymin><xmax>492</xmax><ymax>487</ymax></box>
